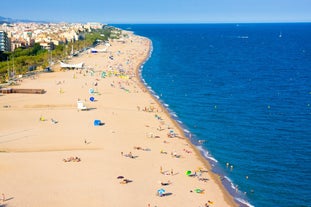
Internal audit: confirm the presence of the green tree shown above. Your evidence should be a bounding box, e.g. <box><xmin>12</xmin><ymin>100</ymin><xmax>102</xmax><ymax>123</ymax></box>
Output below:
<box><xmin>0</xmin><ymin>26</ymin><xmax>121</xmax><ymax>82</ymax></box>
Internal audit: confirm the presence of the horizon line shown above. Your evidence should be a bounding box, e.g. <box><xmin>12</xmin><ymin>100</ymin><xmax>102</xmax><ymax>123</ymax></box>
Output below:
<box><xmin>2</xmin><ymin>15</ymin><xmax>311</xmax><ymax>25</ymax></box>
<box><xmin>108</xmin><ymin>21</ymin><xmax>311</xmax><ymax>24</ymax></box>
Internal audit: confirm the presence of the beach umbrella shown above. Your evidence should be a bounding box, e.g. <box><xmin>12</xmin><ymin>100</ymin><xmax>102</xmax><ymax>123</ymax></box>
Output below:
<box><xmin>157</xmin><ymin>188</ymin><xmax>165</xmax><ymax>196</ymax></box>
<box><xmin>101</xmin><ymin>71</ymin><xmax>106</xmax><ymax>78</ymax></box>
<box><xmin>185</xmin><ymin>170</ymin><xmax>192</xmax><ymax>176</ymax></box>
<box><xmin>90</xmin><ymin>96</ymin><xmax>95</xmax><ymax>102</ymax></box>
<box><xmin>89</xmin><ymin>88</ymin><xmax>94</xmax><ymax>94</ymax></box>
<box><xmin>195</xmin><ymin>188</ymin><xmax>203</xmax><ymax>193</ymax></box>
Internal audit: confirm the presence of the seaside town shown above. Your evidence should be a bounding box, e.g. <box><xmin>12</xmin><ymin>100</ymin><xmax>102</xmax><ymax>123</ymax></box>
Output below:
<box><xmin>0</xmin><ymin>22</ymin><xmax>125</xmax><ymax>84</ymax></box>
<box><xmin>0</xmin><ymin>22</ymin><xmax>104</xmax><ymax>52</ymax></box>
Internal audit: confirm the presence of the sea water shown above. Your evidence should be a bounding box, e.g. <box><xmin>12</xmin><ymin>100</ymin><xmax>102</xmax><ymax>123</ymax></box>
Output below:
<box><xmin>114</xmin><ymin>23</ymin><xmax>311</xmax><ymax>207</ymax></box>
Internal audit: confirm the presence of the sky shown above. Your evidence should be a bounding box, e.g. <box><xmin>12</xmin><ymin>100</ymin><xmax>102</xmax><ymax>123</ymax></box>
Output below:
<box><xmin>1</xmin><ymin>0</ymin><xmax>311</xmax><ymax>24</ymax></box>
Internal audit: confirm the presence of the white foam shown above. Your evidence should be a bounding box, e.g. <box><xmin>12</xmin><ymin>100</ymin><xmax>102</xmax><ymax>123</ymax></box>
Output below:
<box><xmin>206</xmin><ymin>154</ymin><xmax>218</xmax><ymax>163</ymax></box>
<box><xmin>238</xmin><ymin>36</ymin><xmax>249</xmax><ymax>39</ymax></box>
<box><xmin>235</xmin><ymin>198</ymin><xmax>254</xmax><ymax>207</ymax></box>
<box><xmin>224</xmin><ymin>176</ymin><xmax>239</xmax><ymax>192</ymax></box>
<box><xmin>184</xmin><ymin>129</ymin><xmax>190</xmax><ymax>133</ymax></box>
<box><xmin>196</xmin><ymin>145</ymin><xmax>204</xmax><ymax>151</ymax></box>
<box><xmin>224</xmin><ymin>176</ymin><xmax>233</xmax><ymax>185</ymax></box>
<box><xmin>196</xmin><ymin>145</ymin><xmax>219</xmax><ymax>163</ymax></box>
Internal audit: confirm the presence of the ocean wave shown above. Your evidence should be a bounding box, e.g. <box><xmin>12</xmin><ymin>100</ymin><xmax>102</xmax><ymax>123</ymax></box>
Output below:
<box><xmin>235</xmin><ymin>198</ymin><xmax>255</xmax><ymax>207</ymax></box>
<box><xmin>237</xmin><ymin>36</ymin><xmax>249</xmax><ymax>39</ymax></box>
<box><xmin>221</xmin><ymin>176</ymin><xmax>254</xmax><ymax>207</ymax></box>
<box><xmin>196</xmin><ymin>145</ymin><xmax>219</xmax><ymax>163</ymax></box>
<box><xmin>224</xmin><ymin>176</ymin><xmax>236</xmax><ymax>190</ymax></box>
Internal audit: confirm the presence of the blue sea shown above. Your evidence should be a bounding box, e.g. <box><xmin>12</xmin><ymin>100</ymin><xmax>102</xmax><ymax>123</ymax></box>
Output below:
<box><xmin>113</xmin><ymin>23</ymin><xmax>311</xmax><ymax>207</ymax></box>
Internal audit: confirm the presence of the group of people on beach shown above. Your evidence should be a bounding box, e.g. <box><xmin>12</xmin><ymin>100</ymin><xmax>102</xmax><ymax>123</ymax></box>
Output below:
<box><xmin>140</xmin><ymin>105</ymin><xmax>161</xmax><ymax>113</ymax></box>
<box><xmin>63</xmin><ymin>156</ymin><xmax>81</xmax><ymax>162</ymax></box>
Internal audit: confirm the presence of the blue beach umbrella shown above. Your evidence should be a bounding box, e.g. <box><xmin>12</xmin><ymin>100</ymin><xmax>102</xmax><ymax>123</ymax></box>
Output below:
<box><xmin>157</xmin><ymin>188</ymin><xmax>165</xmax><ymax>196</ymax></box>
<box><xmin>90</xmin><ymin>96</ymin><xmax>95</xmax><ymax>102</ymax></box>
<box><xmin>101</xmin><ymin>71</ymin><xmax>107</xmax><ymax>78</ymax></box>
<box><xmin>89</xmin><ymin>88</ymin><xmax>94</xmax><ymax>94</ymax></box>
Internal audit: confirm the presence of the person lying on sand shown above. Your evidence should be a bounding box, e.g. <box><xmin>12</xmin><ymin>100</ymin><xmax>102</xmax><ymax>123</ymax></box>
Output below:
<box><xmin>198</xmin><ymin>177</ymin><xmax>209</xmax><ymax>182</ymax></box>
<box><xmin>160</xmin><ymin>180</ymin><xmax>172</xmax><ymax>186</ymax></box>
<box><xmin>133</xmin><ymin>146</ymin><xmax>148</xmax><ymax>151</ymax></box>
<box><xmin>120</xmin><ymin>179</ymin><xmax>132</xmax><ymax>184</ymax></box>
<box><xmin>123</xmin><ymin>152</ymin><xmax>136</xmax><ymax>159</ymax></box>
<box><xmin>183</xmin><ymin>148</ymin><xmax>192</xmax><ymax>153</ymax></box>
<box><xmin>51</xmin><ymin>118</ymin><xmax>58</xmax><ymax>124</ymax></box>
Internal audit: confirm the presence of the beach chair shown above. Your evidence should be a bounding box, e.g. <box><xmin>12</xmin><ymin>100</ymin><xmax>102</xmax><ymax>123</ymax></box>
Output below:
<box><xmin>77</xmin><ymin>100</ymin><xmax>87</xmax><ymax>111</ymax></box>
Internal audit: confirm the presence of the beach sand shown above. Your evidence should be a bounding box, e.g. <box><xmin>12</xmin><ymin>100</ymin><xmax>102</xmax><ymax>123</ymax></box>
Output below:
<box><xmin>0</xmin><ymin>31</ymin><xmax>238</xmax><ymax>207</ymax></box>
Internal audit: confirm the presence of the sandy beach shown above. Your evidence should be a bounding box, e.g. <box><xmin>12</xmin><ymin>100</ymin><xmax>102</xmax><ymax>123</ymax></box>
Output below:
<box><xmin>0</xmin><ymin>31</ymin><xmax>238</xmax><ymax>207</ymax></box>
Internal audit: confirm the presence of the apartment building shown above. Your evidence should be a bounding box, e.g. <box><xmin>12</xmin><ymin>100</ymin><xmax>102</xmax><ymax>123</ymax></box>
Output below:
<box><xmin>0</xmin><ymin>30</ymin><xmax>10</xmax><ymax>52</ymax></box>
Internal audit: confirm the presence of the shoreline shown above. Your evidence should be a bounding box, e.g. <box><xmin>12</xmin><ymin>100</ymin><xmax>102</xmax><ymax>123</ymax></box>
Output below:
<box><xmin>135</xmin><ymin>36</ymin><xmax>239</xmax><ymax>207</ymax></box>
<box><xmin>0</xmin><ymin>31</ymin><xmax>238</xmax><ymax>207</ymax></box>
